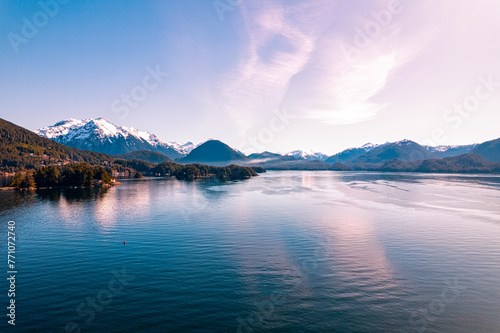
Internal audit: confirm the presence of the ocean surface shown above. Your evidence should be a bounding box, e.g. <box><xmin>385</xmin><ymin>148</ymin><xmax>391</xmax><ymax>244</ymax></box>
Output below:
<box><xmin>0</xmin><ymin>171</ymin><xmax>499</xmax><ymax>332</ymax></box>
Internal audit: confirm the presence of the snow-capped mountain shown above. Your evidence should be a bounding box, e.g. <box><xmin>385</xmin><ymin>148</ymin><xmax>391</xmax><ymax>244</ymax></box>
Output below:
<box><xmin>424</xmin><ymin>144</ymin><xmax>477</xmax><ymax>158</ymax></box>
<box><xmin>325</xmin><ymin>142</ymin><xmax>380</xmax><ymax>164</ymax></box>
<box><xmin>285</xmin><ymin>150</ymin><xmax>329</xmax><ymax>161</ymax></box>
<box><xmin>325</xmin><ymin>140</ymin><xmax>477</xmax><ymax>165</ymax></box>
<box><xmin>35</xmin><ymin>118</ymin><xmax>194</xmax><ymax>159</ymax></box>
<box><xmin>349</xmin><ymin>140</ymin><xmax>438</xmax><ymax>164</ymax></box>
<box><xmin>359</xmin><ymin>142</ymin><xmax>381</xmax><ymax>150</ymax></box>
<box><xmin>166</xmin><ymin>141</ymin><xmax>195</xmax><ymax>155</ymax></box>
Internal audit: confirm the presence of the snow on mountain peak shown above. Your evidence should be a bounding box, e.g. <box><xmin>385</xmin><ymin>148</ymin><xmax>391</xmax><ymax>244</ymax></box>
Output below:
<box><xmin>35</xmin><ymin>118</ymin><xmax>191</xmax><ymax>155</ymax></box>
<box><xmin>167</xmin><ymin>141</ymin><xmax>195</xmax><ymax>154</ymax></box>
<box><xmin>361</xmin><ymin>142</ymin><xmax>380</xmax><ymax>150</ymax></box>
<box><xmin>36</xmin><ymin>118</ymin><xmax>88</xmax><ymax>139</ymax></box>
<box><xmin>285</xmin><ymin>150</ymin><xmax>328</xmax><ymax>161</ymax></box>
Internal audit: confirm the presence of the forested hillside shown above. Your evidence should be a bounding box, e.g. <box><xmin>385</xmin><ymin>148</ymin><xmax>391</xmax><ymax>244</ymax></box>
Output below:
<box><xmin>0</xmin><ymin>118</ymin><xmax>110</xmax><ymax>171</ymax></box>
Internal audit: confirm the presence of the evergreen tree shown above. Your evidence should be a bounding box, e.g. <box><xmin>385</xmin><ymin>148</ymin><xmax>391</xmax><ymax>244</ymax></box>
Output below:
<box><xmin>24</xmin><ymin>171</ymin><xmax>36</xmax><ymax>188</ymax></box>
<box><xmin>10</xmin><ymin>171</ymin><xmax>24</xmax><ymax>187</ymax></box>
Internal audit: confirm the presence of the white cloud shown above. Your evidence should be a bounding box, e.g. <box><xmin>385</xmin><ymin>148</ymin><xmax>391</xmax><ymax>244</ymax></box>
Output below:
<box><xmin>217</xmin><ymin>0</ymin><xmax>337</xmax><ymax>133</ymax></box>
<box><xmin>216</xmin><ymin>0</ymin><xmax>437</xmax><ymax>133</ymax></box>
<box><xmin>286</xmin><ymin>2</ymin><xmax>437</xmax><ymax>125</ymax></box>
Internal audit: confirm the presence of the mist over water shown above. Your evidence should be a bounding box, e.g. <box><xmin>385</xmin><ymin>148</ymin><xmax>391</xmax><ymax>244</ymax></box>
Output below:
<box><xmin>0</xmin><ymin>171</ymin><xmax>499</xmax><ymax>332</ymax></box>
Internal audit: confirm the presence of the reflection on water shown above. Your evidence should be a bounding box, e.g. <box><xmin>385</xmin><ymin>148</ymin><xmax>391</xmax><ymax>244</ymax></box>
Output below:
<box><xmin>0</xmin><ymin>186</ymin><xmax>110</xmax><ymax>211</ymax></box>
<box><xmin>35</xmin><ymin>187</ymin><xmax>110</xmax><ymax>202</ymax></box>
<box><xmin>0</xmin><ymin>189</ymin><xmax>28</xmax><ymax>212</ymax></box>
<box><xmin>0</xmin><ymin>174</ymin><xmax>13</xmax><ymax>187</ymax></box>
<box><xmin>0</xmin><ymin>172</ymin><xmax>499</xmax><ymax>332</ymax></box>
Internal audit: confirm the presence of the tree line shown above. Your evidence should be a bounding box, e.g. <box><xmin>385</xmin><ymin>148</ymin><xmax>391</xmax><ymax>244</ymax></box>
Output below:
<box><xmin>9</xmin><ymin>160</ymin><xmax>262</xmax><ymax>189</ymax></box>
<box><xmin>10</xmin><ymin>163</ymin><xmax>113</xmax><ymax>189</ymax></box>
<box><xmin>374</xmin><ymin>154</ymin><xmax>500</xmax><ymax>173</ymax></box>
<box><xmin>114</xmin><ymin>160</ymin><xmax>261</xmax><ymax>181</ymax></box>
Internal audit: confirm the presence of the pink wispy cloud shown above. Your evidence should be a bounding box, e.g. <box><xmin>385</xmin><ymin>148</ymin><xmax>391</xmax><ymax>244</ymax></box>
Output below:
<box><xmin>217</xmin><ymin>0</ymin><xmax>338</xmax><ymax>133</ymax></box>
<box><xmin>217</xmin><ymin>0</ymin><xmax>437</xmax><ymax>132</ymax></box>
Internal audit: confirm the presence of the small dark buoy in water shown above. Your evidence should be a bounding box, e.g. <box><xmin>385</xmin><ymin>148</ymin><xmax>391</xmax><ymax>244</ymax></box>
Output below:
<box><xmin>124</xmin><ymin>241</ymin><xmax>126</xmax><ymax>245</ymax></box>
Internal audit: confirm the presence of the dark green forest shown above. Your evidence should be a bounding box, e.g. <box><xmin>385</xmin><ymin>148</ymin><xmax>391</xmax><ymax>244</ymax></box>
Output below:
<box><xmin>0</xmin><ymin>118</ymin><xmax>110</xmax><ymax>171</ymax></box>
<box><xmin>10</xmin><ymin>163</ymin><xmax>113</xmax><ymax>189</ymax></box>
<box><xmin>9</xmin><ymin>161</ymin><xmax>260</xmax><ymax>189</ymax></box>
<box><xmin>377</xmin><ymin>154</ymin><xmax>500</xmax><ymax>173</ymax></box>
<box><xmin>114</xmin><ymin>159</ymin><xmax>260</xmax><ymax>181</ymax></box>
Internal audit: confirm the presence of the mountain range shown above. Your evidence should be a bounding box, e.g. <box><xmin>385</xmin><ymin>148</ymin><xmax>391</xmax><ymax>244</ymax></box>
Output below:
<box><xmin>471</xmin><ymin>138</ymin><xmax>500</xmax><ymax>162</ymax></box>
<box><xmin>35</xmin><ymin>118</ymin><xmax>194</xmax><ymax>159</ymax></box>
<box><xmin>179</xmin><ymin>140</ymin><xmax>248</xmax><ymax>165</ymax></box>
<box><xmin>345</xmin><ymin>140</ymin><xmax>438</xmax><ymax>166</ymax></box>
<box><xmin>3</xmin><ymin>116</ymin><xmax>499</xmax><ymax>177</ymax></box>
<box><xmin>425</xmin><ymin>144</ymin><xmax>478</xmax><ymax>158</ymax></box>
<box><xmin>114</xmin><ymin>150</ymin><xmax>174</xmax><ymax>164</ymax></box>
<box><xmin>33</xmin><ymin>117</ymin><xmax>500</xmax><ymax>170</ymax></box>
<box><xmin>285</xmin><ymin>150</ymin><xmax>329</xmax><ymax>161</ymax></box>
<box><xmin>325</xmin><ymin>143</ymin><xmax>380</xmax><ymax>164</ymax></box>
<box><xmin>0</xmin><ymin>118</ymin><xmax>111</xmax><ymax>171</ymax></box>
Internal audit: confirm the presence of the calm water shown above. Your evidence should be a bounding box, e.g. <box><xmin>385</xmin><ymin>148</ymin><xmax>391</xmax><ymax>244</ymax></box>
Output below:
<box><xmin>0</xmin><ymin>171</ymin><xmax>499</xmax><ymax>332</ymax></box>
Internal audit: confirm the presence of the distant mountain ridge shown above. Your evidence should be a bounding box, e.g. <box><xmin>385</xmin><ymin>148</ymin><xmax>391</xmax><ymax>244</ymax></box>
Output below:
<box><xmin>349</xmin><ymin>140</ymin><xmax>438</xmax><ymax>165</ymax></box>
<box><xmin>379</xmin><ymin>153</ymin><xmax>500</xmax><ymax>173</ymax></box>
<box><xmin>285</xmin><ymin>150</ymin><xmax>329</xmax><ymax>161</ymax></box>
<box><xmin>247</xmin><ymin>151</ymin><xmax>338</xmax><ymax>170</ymax></box>
<box><xmin>0</xmin><ymin>118</ymin><xmax>112</xmax><ymax>171</ymax></box>
<box><xmin>179</xmin><ymin>140</ymin><xmax>248</xmax><ymax>165</ymax></box>
<box><xmin>33</xmin><ymin>117</ymin><xmax>499</xmax><ymax>169</ymax></box>
<box><xmin>325</xmin><ymin>143</ymin><xmax>380</xmax><ymax>164</ymax></box>
<box><xmin>35</xmin><ymin>118</ymin><xmax>194</xmax><ymax>159</ymax></box>
<box><xmin>114</xmin><ymin>150</ymin><xmax>173</xmax><ymax>164</ymax></box>
<box><xmin>178</xmin><ymin>142</ymin><xmax>345</xmax><ymax>170</ymax></box>
<box><xmin>424</xmin><ymin>144</ymin><xmax>477</xmax><ymax>158</ymax></box>
<box><xmin>325</xmin><ymin>142</ymin><xmax>482</xmax><ymax>165</ymax></box>
<box><xmin>248</xmin><ymin>151</ymin><xmax>297</xmax><ymax>161</ymax></box>
<box><xmin>471</xmin><ymin>138</ymin><xmax>500</xmax><ymax>162</ymax></box>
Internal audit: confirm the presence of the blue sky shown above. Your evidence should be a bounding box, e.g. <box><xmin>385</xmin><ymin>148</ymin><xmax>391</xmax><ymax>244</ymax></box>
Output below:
<box><xmin>1</xmin><ymin>0</ymin><xmax>499</xmax><ymax>155</ymax></box>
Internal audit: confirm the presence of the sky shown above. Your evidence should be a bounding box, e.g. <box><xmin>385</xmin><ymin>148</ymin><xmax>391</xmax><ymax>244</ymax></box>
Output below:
<box><xmin>1</xmin><ymin>0</ymin><xmax>499</xmax><ymax>155</ymax></box>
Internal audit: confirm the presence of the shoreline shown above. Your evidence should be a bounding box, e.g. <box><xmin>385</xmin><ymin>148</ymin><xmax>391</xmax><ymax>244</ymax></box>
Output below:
<box><xmin>0</xmin><ymin>182</ymin><xmax>121</xmax><ymax>191</ymax></box>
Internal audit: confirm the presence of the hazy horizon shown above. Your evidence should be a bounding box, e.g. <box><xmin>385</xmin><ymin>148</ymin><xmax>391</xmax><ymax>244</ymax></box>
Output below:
<box><xmin>29</xmin><ymin>116</ymin><xmax>490</xmax><ymax>157</ymax></box>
